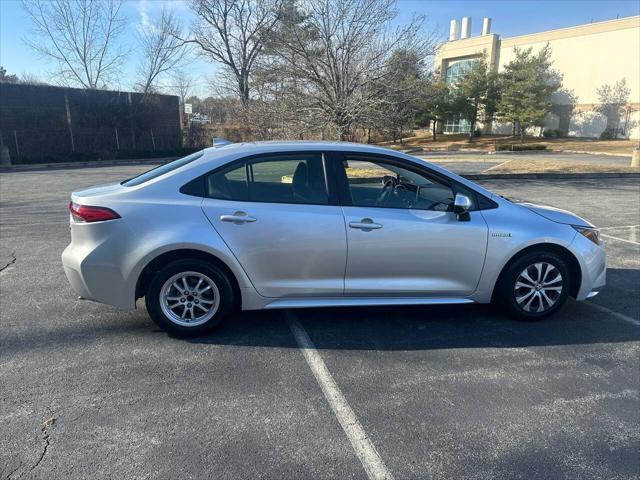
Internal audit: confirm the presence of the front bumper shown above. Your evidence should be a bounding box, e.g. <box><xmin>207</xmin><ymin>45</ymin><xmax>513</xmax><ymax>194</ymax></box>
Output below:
<box><xmin>571</xmin><ymin>232</ymin><xmax>606</xmax><ymax>300</ymax></box>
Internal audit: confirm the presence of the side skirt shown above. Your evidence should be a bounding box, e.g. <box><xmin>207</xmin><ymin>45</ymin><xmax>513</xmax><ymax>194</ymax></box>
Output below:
<box><xmin>264</xmin><ymin>297</ymin><xmax>476</xmax><ymax>309</ymax></box>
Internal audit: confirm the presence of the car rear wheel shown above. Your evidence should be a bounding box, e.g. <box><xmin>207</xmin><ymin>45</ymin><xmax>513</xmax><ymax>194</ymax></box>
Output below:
<box><xmin>145</xmin><ymin>259</ymin><xmax>234</xmax><ymax>336</ymax></box>
<box><xmin>497</xmin><ymin>251</ymin><xmax>571</xmax><ymax>320</ymax></box>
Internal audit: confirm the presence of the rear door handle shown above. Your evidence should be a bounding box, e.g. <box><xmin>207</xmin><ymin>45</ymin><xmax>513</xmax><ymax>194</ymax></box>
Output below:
<box><xmin>220</xmin><ymin>211</ymin><xmax>257</xmax><ymax>224</ymax></box>
<box><xmin>349</xmin><ymin>218</ymin><xmax>382</xmax><ymax>230</ymax></box>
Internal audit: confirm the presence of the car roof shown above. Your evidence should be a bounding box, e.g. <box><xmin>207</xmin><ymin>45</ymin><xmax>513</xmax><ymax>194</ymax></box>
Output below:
<box><xmin>201</xmin><ymin>140</ymin><xmax>403</xmax><ymax>157</ymax></box>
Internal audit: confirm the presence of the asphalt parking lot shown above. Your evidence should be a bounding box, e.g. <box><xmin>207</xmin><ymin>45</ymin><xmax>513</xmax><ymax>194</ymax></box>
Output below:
<box><xmin>1</xmin><ymin>166</ymin><xmax>638</xmax><ymax>480</ymax></box>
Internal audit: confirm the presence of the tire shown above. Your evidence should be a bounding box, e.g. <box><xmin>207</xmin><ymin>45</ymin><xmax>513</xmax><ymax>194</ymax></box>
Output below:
<box><xmin>496</xmin><ymin>250</ymin><xmax>571</xmax><ymax>320</ymax></box>
<box><xmin>145</xmin><ymin>259</ymin><xmax>234</xmax><ymax>336</ymax></box>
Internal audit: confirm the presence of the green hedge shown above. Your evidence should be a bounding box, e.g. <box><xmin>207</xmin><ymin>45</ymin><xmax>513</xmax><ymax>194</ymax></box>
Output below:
<box><xmin>496</xmin><ymin>143</ymin><xmax>547</xmax><ymax>152</ymax></box>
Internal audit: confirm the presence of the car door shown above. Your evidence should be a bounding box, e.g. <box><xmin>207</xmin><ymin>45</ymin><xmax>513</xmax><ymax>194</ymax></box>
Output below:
<box><xmin>334</xmin><ymin>153</ymin><xmax>488</xmax><ymax>296</ymax></box>
<box><xmin>201</xmin><ymin>152</ymin><xmax>347</xmax><ymax>298</ymax></box>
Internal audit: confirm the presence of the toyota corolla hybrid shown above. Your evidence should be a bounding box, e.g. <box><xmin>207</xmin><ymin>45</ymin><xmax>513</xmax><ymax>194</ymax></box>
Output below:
<box><xmin>62</xmin><ymin>142</ymin><xmax>605</xmax><ymax>336</ymax></box>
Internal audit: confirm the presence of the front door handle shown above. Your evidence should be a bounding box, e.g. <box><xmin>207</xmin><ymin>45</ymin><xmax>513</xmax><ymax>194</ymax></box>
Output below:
<box><xmin>349</xmin><ymin>218</ymin><xmax>382</xmax><ymax>230</ymax></box>
<box><xmin>220</xmin><ymin>211</ymin><xmax>257</xmax><ymax>224</ymax></box>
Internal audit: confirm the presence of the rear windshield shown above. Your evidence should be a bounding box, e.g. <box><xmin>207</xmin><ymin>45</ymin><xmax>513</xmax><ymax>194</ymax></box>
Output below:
<box><xmin>122</xmin><ymin>151</ymin><xmax>204</xmax><ymax>187</ymax></box>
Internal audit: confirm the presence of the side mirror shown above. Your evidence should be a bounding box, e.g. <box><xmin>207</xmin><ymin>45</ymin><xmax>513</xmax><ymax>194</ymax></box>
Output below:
<box><xmin>453</xmin><ymin>193</ymin><xmax>472</xmax><ymax>221</ymax></box>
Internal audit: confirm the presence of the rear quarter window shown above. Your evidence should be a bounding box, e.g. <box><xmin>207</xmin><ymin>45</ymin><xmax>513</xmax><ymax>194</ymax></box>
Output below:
<box><xmin>122</xmin><ymin>151</ymin><xmax>204</xmax><ymax>187</ymax></box>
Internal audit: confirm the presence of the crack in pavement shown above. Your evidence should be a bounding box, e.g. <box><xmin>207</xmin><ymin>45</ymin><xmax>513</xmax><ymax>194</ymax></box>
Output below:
<box><xmin>0</xmin><ymin>251</ymin><xmax>16</xmax><ymax>272</ymax></box>
<box><xmin>3</xmin><ymin>463</ymin><xmax>23</xmax><ymax>480</ymax></box>
<box><xmin>30</xmin><ymin>417</ymin><xmax>55</xmax><ymax>473</ymax></box>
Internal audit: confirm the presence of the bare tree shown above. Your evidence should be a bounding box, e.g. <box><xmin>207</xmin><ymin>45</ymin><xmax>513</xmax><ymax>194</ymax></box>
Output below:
<box><xmin>595</xmin><ymin>78</ymin><xmax>631</xmax><ymax>137</ymax></box>
<box><xmin>21</xmin><ymin>0</ymin><xmax>127</xmax><ymax>89</ymax></box>
<box><xmin>169</xmin><ymin>70</ymin><xmax>194</xmax><ymax>107</ymax></box>
<box><xmin>0</xmin><ymin>67</ymin><xmax>19</xmax><ymax>83</ymax></box>
<box><xmin>270</xmin><ymin>0</ymin><xmax>435</xmax><ymax>139</ymax></box>
<box><xmin>136</xmin><ymin>8</ymin><xmax>187</xmax><ymax>98</ymax></box>
<box><xmin>184</xmin><ymin>0</ymin><xmax>284</xmax><ymax>105</ymax></box>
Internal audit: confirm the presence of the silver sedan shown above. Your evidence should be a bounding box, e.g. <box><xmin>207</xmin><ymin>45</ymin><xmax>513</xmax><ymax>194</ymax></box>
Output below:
<box><xmin>62</xmin><ymin>142</ymin><xmax>606</xmax><ymax>336</ymax></box>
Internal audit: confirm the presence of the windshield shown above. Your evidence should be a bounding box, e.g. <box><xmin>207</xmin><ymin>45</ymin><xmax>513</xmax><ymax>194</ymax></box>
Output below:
<box><xmin>122</xmin><ymin>151</ymin><xmax>204</xmax><ymax>187</ymax></box>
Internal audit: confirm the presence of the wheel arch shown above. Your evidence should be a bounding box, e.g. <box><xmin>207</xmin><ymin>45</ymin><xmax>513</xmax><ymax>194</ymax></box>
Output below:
<box><xmin>135</xmin><ymin>248</ymin><xmax>242</xmax><ymax>307</ymax></box>
<box><xmin>491</xmin><ymin>242</ymin><xmax>582</xmax><ymax>301</ymax></box>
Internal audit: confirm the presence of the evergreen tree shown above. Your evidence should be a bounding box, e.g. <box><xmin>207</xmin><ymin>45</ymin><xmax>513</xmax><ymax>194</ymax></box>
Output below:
<box><xmin>449</xmin><ymin>54</ymin><xmax>499</xmax><ymax>141</ymax></box>
<box><xmin>416</xmin><ymin>75</ymin><xmax>452</xmax><ymax>141</ymax></box>
<box><xmin>497</xmin><ymin>44</ymin><xmax>561</xmax><ymax>143</ymax></box>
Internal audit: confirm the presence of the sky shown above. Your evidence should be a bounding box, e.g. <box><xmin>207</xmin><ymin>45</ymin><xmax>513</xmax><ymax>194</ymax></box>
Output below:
<box><xmin>1</xmin><ymin>0</ymin><xmax>639</xmax><ymax>95</ymax></box>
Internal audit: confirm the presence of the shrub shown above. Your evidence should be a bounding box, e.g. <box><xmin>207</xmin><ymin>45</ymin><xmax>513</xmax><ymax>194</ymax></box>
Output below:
<box><xmin>496</xmin><ymin>143</ymin><xmax>547</xmax><ymax>152</ymax></box>
<box><xmin>599</xmin><ymin>129</ymin><xmax>614</xmax><ymax>140</ymax></box>
<box><xmin>542</xmin><ymin>129</ymin><xmax>564</xmax><ymax>138</ymax></box>
<box><xmin>553</xmin><ymin>129</ymin><xmax>565</xmax><ymax>138</ymax></box>
<box><xmin>473</xmin><ymin>128</ymin><xmax>482</xmax><ymax>137</ymax></box>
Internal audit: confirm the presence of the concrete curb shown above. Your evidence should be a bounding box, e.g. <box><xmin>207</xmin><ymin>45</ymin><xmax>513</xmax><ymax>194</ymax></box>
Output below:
<box><xmin>0</xmin><ymin>157</ymin><xmax>173</xmax><ymax>173</ymax></box>
<box><xmin>402</xmin><ymin>147</ymin><xmax>635</xmax><ymax>158</ymax></box>
<box><xmin>464</xmin><ymin>172</ymin><xmax>640</xmax><ymax>180</ymax></box>
<box><xmin>557</xmin><ymin>149</ymin><xmax>633</xmax><ymax>158</ymax></box>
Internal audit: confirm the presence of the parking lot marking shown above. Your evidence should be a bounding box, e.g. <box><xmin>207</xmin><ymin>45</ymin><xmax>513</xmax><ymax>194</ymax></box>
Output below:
<box><xmin>286</xmin><ymin>312</ymin><xmax>395</xmax><ymax>480</ymax></box>
<box><xmin>587</xmin><ymin>301</ymin><xmax>640</xmax><ymax>327</ymax></box>
<box><xmin>599</xmin><ymin>225</ymin><xmax>639</xmax><ymax>230</ymax></box>
<box><xmin>601</xmin><ymin>234</ymin><xmax>640</xmax><ymax>246</ymax></box>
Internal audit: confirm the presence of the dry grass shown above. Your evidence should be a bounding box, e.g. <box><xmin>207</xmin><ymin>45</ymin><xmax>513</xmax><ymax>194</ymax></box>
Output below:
<box><xmin>383</xmin><ymin>131</ymin><xmax>639</xmax><ymax>156</ymax></box>
<box><xmin>486</xmin><ymin>158</ymin><xmax>640</xmax><ymax>174</ymax></box>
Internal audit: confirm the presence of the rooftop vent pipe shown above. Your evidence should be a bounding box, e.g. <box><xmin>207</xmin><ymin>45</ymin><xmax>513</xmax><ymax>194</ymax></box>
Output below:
<box><xmin>449</xmin><ymin>19</ymin><xmax>460</xmax><ymax>41</ymax></box>
<box><xmin>482</xmin><ymin>17</ymin><xmax>492</xmax><ymax>35</ymax></box>
<box><xmin>461</xmin><ymin>17</ymin><xmax>471</xmax><ymax>39</ymax></box>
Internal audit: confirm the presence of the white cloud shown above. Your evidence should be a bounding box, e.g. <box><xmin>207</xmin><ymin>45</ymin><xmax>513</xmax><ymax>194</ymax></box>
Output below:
<box><xmin>136</xmin><ymin>0</ymin><xmax>190</xmax><ymax>33</ymax></box>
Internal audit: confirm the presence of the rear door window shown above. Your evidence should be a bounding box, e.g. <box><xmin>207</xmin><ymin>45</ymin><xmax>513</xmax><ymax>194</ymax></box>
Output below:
<box><xmin>205</xmin><ymin>154</ymin><xmax>328</xmax><ymax>205</ymax></box>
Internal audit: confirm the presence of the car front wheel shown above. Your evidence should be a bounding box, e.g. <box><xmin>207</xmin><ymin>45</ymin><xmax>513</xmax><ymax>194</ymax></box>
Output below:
<box><xmin>145</xmin><ymin>259</ymin><xmax>234</xmax><ymax>336</ymax></box>
<box><xmin>497</xmin><ymin>251</ymin><xmax>571</xmax><ymax>320</ymax></box>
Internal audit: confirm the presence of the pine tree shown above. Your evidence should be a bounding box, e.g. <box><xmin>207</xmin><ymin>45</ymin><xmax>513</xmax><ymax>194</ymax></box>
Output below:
<box><xmin>497</xmin><ymin>44</ymin><xmax>561</xmax><ymax>143</ymax></box>
<box><xmin>449</xmin><ymin>55</ymin><xmax>499</xmax><ymax>141</ymax></box>
<box><xmin>416</xmin><ymin>75</ymin><xmax>452</xmax><ymax>141</ymax></box>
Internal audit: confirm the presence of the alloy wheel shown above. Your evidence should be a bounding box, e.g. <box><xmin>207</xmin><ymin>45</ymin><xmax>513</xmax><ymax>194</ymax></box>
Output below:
<box><xmin>514</xmin><ymin>262</ymin><xmax>564</xmax><ymax>313</ymax></box>
<box><xmin>160</xmin><ymin>271</ymin><xmax>220</xmax><ymax>327</ymax></box>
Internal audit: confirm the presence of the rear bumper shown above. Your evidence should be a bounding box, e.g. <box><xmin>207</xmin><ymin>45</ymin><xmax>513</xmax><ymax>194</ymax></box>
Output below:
<box><xmin>62</xmin><ymin>241</ymin><xmax>134</xmax><ymax>309</ymax></box>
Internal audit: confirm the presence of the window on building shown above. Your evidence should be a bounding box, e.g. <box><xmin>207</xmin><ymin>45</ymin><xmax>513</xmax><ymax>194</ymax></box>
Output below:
<box><xmin>442</xmin><ymin>58</ymin><xmax>478</xmax><ymax>134</ymax></box>
<box><xmin>443</xmin><ymin>116</ymin><xmax>471</xmax><ymax>134</ymax></box>
<box><xmin>444</xmin><ymin>58</ymin><xmax>476</xmax><ymax>84</ymax></box>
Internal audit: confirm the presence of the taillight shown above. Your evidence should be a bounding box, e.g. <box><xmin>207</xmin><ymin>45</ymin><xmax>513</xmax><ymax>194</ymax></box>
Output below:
<box><xmin>68</xmin><ymin>202</ymin><xmax>121</xmax><ymax>223</ymax></box>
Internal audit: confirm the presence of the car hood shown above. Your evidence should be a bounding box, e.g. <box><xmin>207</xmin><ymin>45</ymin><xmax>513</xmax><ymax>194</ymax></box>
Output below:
<box><xmin>519</xmin><ymin>202</ymin><xmax>594</xmax><ymax>228</ymax></box>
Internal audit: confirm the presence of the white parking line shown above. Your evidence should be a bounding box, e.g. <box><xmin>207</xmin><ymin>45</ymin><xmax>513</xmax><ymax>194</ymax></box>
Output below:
<box><xmin>286</xmin><ymin>312</ymin><xmax>394</xmax><ymax>480</ymax></box>
<box><xmin>601</xmin><ymin>234</ymin><xmax>640</xmax><ymax>246</ymax></box>
<box><xmin>599</xmin><ymin>225</ymin><xmax>639</xmax><ymax>231</ymax></box>
<box><xmin>587</xmin><ymin>302</ymin><xmax>640</xmax><ymax>327</ymax></box>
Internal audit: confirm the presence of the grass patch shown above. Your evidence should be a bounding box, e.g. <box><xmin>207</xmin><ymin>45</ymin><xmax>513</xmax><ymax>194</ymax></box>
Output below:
<box><xmin>380</xmin><ymin>130</ymin><xmax>639</xmax><ymax>155</ymax></box>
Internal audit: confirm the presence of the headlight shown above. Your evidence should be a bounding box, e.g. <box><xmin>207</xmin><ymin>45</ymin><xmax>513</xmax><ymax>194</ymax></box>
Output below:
<box><xmin>573</xmin><ymin>225</ymin><xmax>600</xmax><ymax>245</ymax></box>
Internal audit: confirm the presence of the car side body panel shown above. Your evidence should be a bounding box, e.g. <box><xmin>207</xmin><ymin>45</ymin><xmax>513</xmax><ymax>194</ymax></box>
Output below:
<box><xmin>64</xmin><ymin>185</ymin><xmax>260</xmax><ymax>309</ymax></box>
<box><xmin>471</xmin><ymin>198</ymin><xmax>604</xmax><ymax>303</ymax></box>
<box><xmin>202</xmin><ymin>199</ymin><xmax>347</xmax><ymax>298</ymax></box>
<box><xmin>342</xmin><ymin>206</ymin><xmax>489</xmax><ymax>296</ymax></box>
